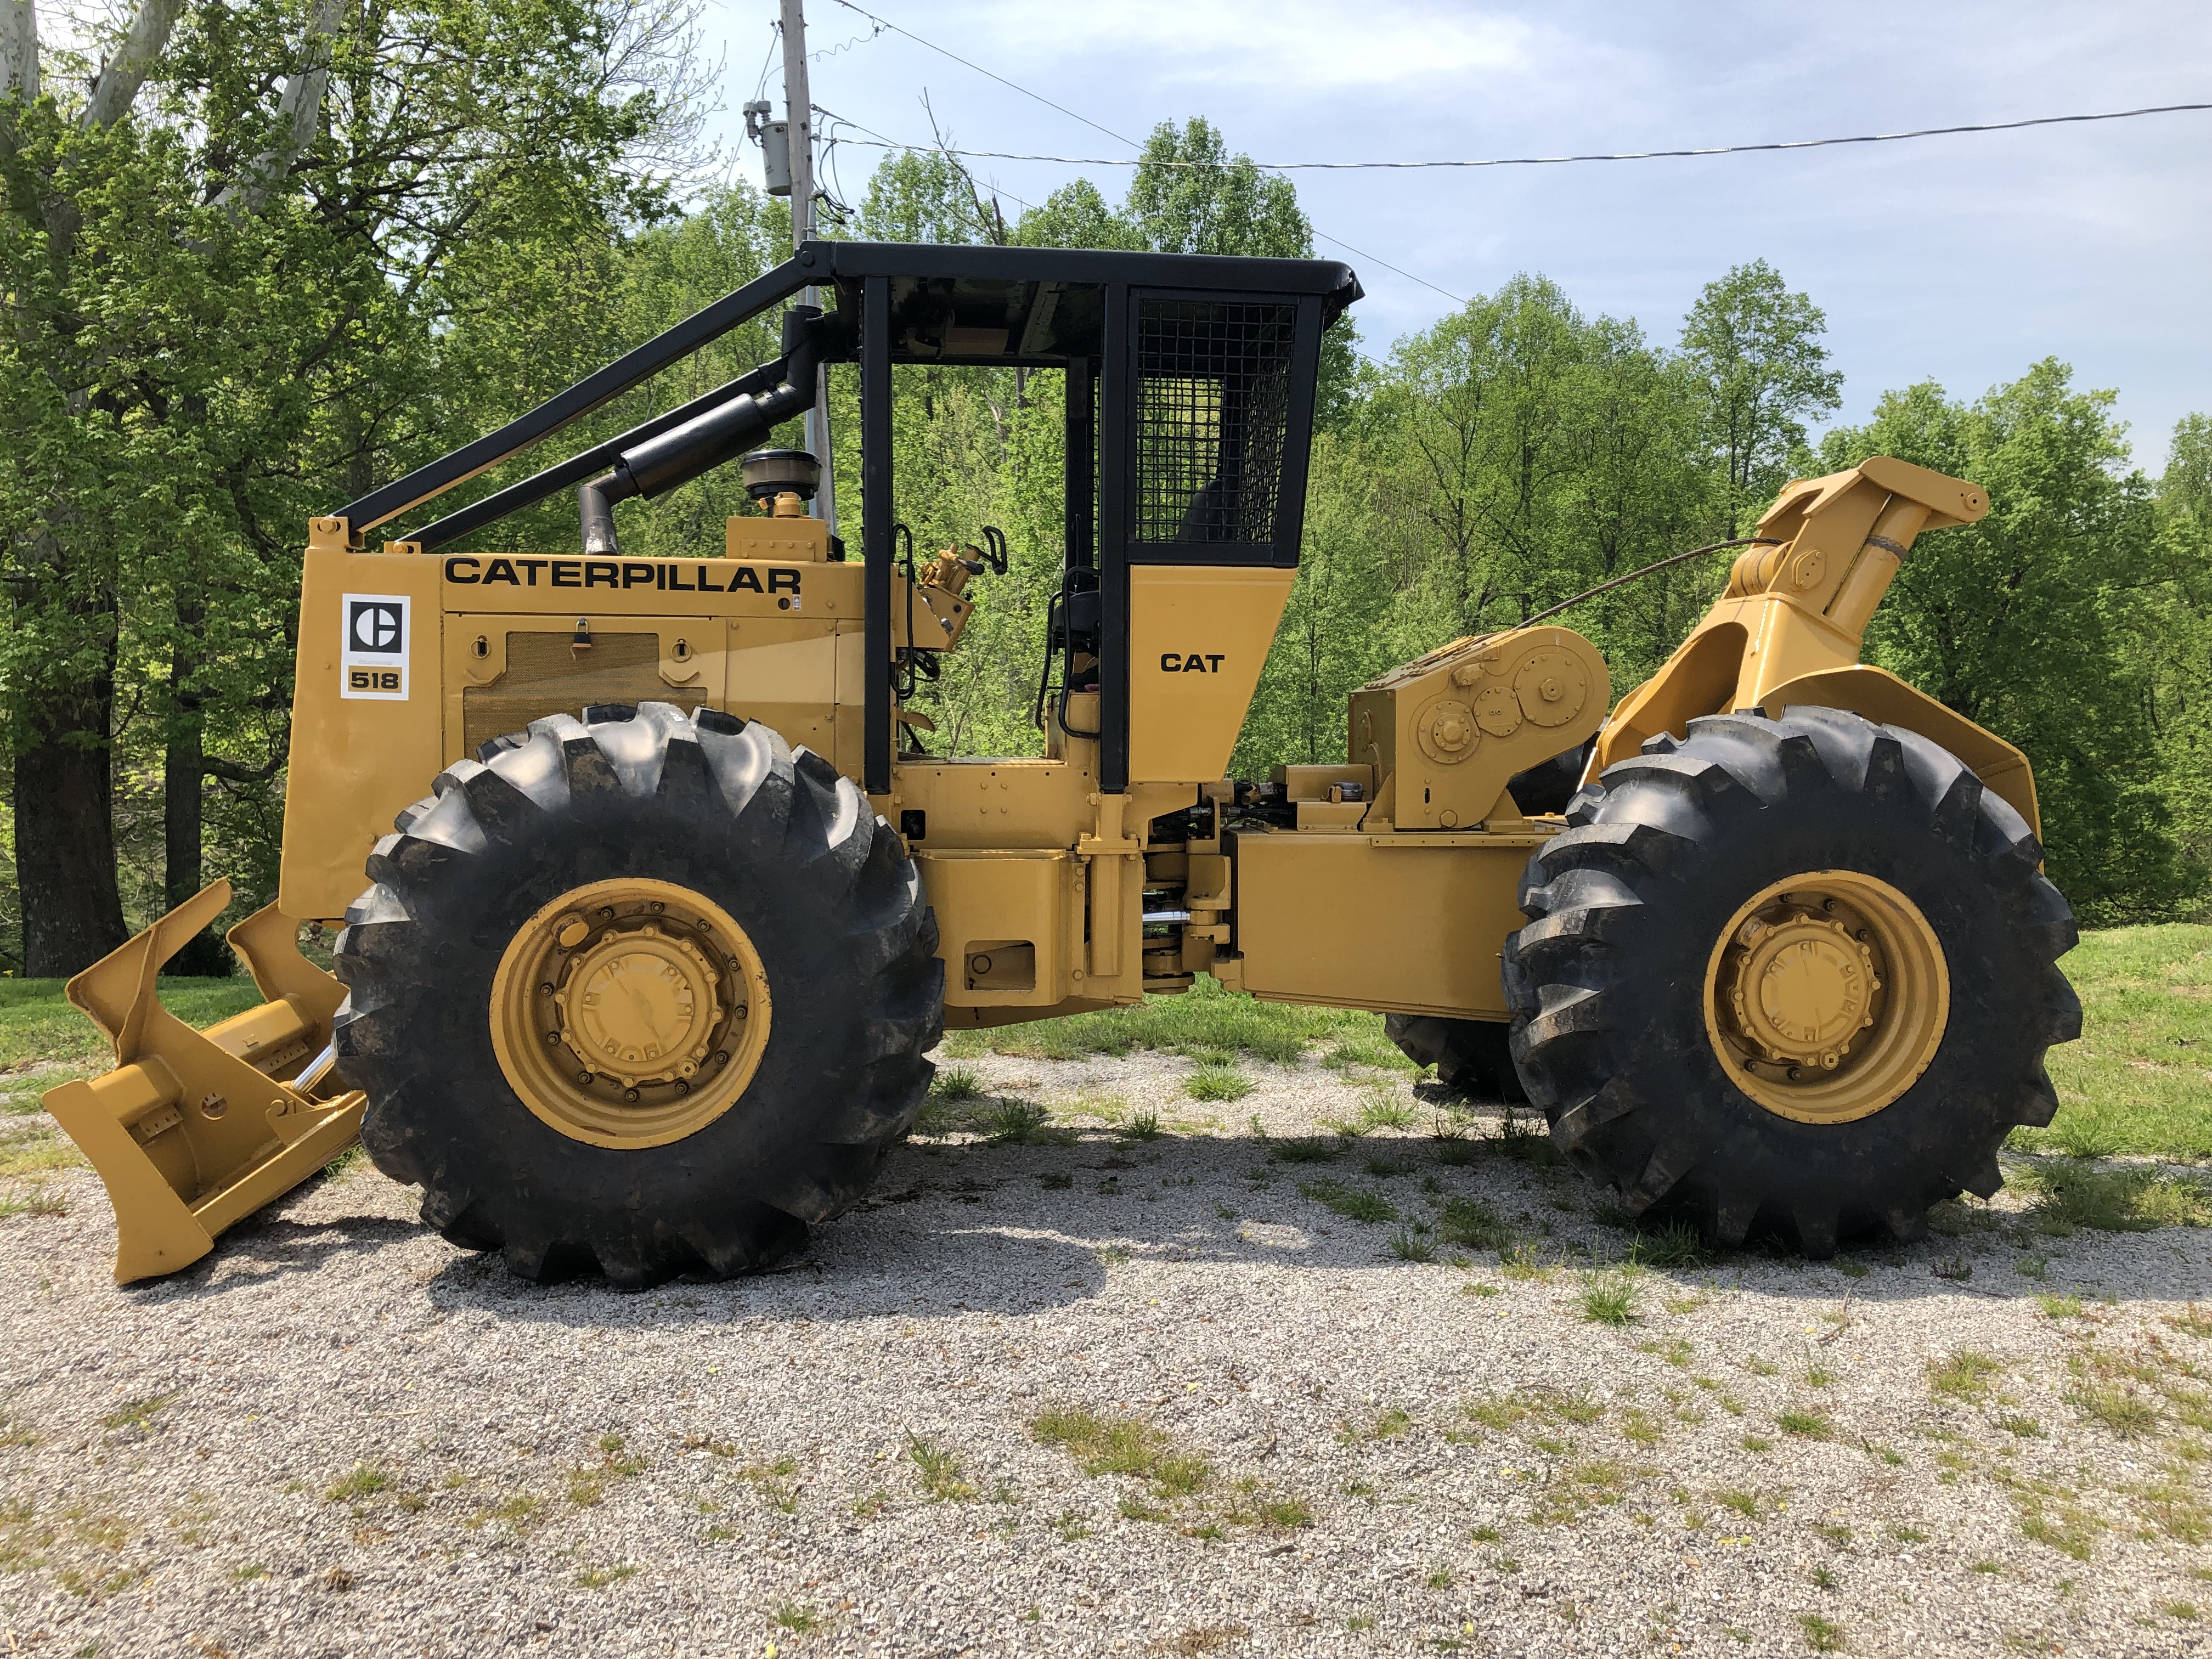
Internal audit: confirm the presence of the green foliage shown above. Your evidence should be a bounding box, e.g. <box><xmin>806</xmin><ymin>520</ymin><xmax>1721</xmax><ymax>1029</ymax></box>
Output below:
<box><xmin>1580</xmin><ymin>1266</ymin><xmax>1639</xmax><ymax>1326</ymax></box>
<box><xmin>1297</xmin><ymin>1178</ymin><xmax>1396</xmax><ymax>1224</ymax></box>
<box><xmin>951</xmin><ymin>970</ymin><xmax>1385</xmax><ymax>1063</ymax></box>
<box><xmin>1029</xmin><ymin>1407</ymin><xmax>1211</xmax><ymax>1498</ymax></box>
<box><xmin>1184</xmin><ymin>1064</ymin><xmax>1252</xmax><ymax>1102</ymax></box>
<box><xmin>2010</xmin><ymin>1159</ymin><xmax>2212</xmax><ymax>1233</ymax></box>
<box><xmin>0</xmin><ymin>0</ymin><xmax>713</xmax><ymax>969</ymax></box>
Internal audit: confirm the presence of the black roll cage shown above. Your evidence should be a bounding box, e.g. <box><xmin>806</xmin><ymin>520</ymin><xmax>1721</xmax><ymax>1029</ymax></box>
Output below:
<box><xmin>338</xmin><ymin>240</ymin><xmax>1361</xmax><ymax>798</ymax></box>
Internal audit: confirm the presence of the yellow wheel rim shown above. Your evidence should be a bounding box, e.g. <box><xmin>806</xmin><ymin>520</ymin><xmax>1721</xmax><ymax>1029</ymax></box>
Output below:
<box><xmin>488</xmin><ymin>877</ymin><xmax>772</xmax><ymax>1149</ymax></box>
<box><xmin>1702</xmin><ymin>870</ymin><xmax>1948</xmax><ymax>1125</ymax></box>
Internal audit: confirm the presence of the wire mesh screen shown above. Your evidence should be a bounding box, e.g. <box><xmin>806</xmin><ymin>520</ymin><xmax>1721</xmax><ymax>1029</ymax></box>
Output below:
<box><xmin>1133</xmin><ymin>299</ymin><xmax>1298</xmax><ymax>545</ymax></box>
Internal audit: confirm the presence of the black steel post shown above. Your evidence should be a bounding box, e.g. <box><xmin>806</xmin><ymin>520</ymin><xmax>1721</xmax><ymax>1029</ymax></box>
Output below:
<box><xmin>862</xmin><ymin>276</ymin><xmax>893</xmax><ymax>797</ymax></box>
<box><xmin>1065</xmin><ymin>356</ymin><xmax>1094</xmax><ymax>571</ymax></box>
<box><xmin>1098</xmin><ymin>287</ymin><xmax>1130</xmax><ymax>794</ymax></box>
<box><xmin>1274</xmin><ymin>295</ymin><xmax>1326</xmax><ymax>566</ymax></box>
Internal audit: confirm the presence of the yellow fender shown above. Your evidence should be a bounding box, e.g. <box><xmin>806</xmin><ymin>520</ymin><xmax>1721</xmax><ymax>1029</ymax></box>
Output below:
<box><xmin>41</xmin><ymin>882</ymin><xmax>364</xmax><ymax>1283</ymax></box>
<box><xmin>1758</xmin><ymin>663</ymin><xmax>2039</xmax><ymax>839</ymax></box>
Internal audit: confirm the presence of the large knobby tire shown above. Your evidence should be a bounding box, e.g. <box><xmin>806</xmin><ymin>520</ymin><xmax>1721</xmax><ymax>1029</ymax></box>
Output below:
<box><xmin>1501</xmin><ymin>707</ymin><xmax>2079</xmax><ymax>1256</ymax></box>
<box><xmin>1384</xmin><ymin>1014</ymin><xmax>1528</xmax><ymax>1105</ymax></box>
<box><xmin>332</xmin><ymin>702</ymin><xmax>943</xmax><ymax>1286</ymax></box>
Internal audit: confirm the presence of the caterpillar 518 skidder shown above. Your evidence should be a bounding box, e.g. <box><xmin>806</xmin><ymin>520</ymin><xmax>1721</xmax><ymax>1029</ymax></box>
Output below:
<box><xmin>46</xmin><ymin>241</ymin><xmax>2079</xmax><ymax>1285</ymax></box>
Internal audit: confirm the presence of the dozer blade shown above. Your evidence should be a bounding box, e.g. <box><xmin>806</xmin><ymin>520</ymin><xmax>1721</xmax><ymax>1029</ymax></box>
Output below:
<box><xmin>41</xmin><ymin>881</ymin><xmax>366</xmax><ymax>1284</ymax></box>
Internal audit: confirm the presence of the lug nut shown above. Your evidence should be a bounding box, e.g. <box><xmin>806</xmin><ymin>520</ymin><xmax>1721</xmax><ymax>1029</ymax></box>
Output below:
<box><xmin>623</xmin><ymin>1088</ymin><xmax>640</xmax><ymax>1104</ymax></box>
<box><xmin>714</xmin><ymin>1050</ymin><xmax>730</xmax><ymax>1065</ymax></box>
<box><xmin>576</xmin><ymin>1070</ymin><xmax>592</xmax><ymax>1085</ymax></box>
<box><xmin>544</xmin><ymin>1031</ymin><xmax>562</xmax><ymax>1046</ymax></box>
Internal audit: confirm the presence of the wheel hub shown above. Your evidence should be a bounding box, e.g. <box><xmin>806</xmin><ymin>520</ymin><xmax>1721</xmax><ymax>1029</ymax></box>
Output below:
<box><xmin>1703</xmin><ymin>871</ymin><xmax>1948</xmax><ymax>1125</ymax></box>
<box><xmin>556</xmin><ymin>927</ymin><xmax>723</xmax><ymax>1086</ymax></box>
<box><xmin>488</xmin><ymin>878</ymin><xmax>772</xmax><ymax>1148</ymax></box>
<box><xmin>1725</xmin><ymin>911</ymin><xmax>1877</xmax><ymax>1069</ymax></box>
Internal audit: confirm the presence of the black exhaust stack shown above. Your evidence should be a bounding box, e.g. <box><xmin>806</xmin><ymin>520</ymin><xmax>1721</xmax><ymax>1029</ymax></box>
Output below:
<box><xmin>578</xmin><ymin>305</ymin><xmax>825</xmax><ymax>554</ymax></box>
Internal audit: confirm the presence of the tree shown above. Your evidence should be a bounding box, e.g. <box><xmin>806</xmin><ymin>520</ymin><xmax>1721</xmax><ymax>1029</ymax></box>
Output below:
<box><xmin>1015</xmin><ymin>117</ymin><xmax>1359</xmax><ymax>426</ymax></box>
<box><xmin>1680</xmin><ymin>259</ymin><xmax>1842</xmax><ymax>531</ymax></box>
<box><xmin>1014</xmin><ymin>178</ymin><xmax>1143</xmax><ymax>253</ymax></box>
<box><xmin>1121</xmin><ymin>118</ymin><xmax>1310</xmax><ymax>259</ymax></box>
<box><xmin>2137</xmin><ymin>414</ymin><xmax>2212</xmax><ymax>892</ymax></box>
<box><xmin>0</xmin><ymin>0</ymin><xmax>703</xmax><ymax>974</ymax></box>
<box><xmin>1232</xmin><ymin>428</ymin><xmax>1399</xmax><ymax>772</ymax></box>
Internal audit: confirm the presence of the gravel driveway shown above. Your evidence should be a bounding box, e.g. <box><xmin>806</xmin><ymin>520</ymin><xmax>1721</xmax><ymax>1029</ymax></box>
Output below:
<box><xmin>2</xmin><ymin>1049</ymin><xmax>2208</xmax><ymax>1658</ymax></box>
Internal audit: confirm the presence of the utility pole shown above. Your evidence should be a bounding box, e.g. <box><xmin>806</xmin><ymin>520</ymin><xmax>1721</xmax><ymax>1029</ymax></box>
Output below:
<box><xmin>778</xmin><ymin>0</ymin><xmax>836</xmax><ymax>533</ymax></box>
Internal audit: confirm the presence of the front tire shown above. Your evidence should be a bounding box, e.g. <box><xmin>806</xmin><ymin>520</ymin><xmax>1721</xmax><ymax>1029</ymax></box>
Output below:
<box><xmin>332</xmin><ymin>702</ymin><xmax>943</xmax><ymax>1286</ymax></box>
<box><xmin>1502</xmin><ymin>708</ymin><xmax>2078</xmax><ymax>1256</ymax></box>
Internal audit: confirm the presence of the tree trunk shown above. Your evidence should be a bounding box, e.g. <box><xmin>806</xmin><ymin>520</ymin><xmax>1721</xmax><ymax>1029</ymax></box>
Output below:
<box><xmin>163</xmin><ymin>634</ymin><xmax>232</xmax><ymax>975</ymax></box>
<box><xmin>16</xmin><ymin>680</ymin><xmax>126</xmax><ymax>978</ymax></box>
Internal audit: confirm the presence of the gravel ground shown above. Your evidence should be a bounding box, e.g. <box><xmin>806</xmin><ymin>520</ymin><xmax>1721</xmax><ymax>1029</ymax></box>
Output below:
<box><xmin>3</xmin><ymin>1048</ymin><xmax>2211</xmax><ymax>1658</ymax></box>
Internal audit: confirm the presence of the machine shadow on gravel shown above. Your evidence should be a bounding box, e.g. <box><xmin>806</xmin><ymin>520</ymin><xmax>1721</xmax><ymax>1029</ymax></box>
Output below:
<box><xmin>177</xmin><ymin>1118</ymin><xmax>2118</xmax><ymax>1327</ymax></box>
<box><xmin>119</xmin><ymin>1207</ymin><xmax>422</xmax><ymax>1299</ymax></box>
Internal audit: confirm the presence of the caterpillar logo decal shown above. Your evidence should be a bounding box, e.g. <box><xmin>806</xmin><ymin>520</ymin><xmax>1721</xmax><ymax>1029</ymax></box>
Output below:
<box><xmin>340</xmin><ymin>593</ymin><xmax>409</xmax><ymax>700</ymax></box>
<box><xmin>1160</xmin><ymin>652</ymin><xmax>1226</xmax><ymax>674</ymax></box>
<box><xmin>443</xmin><ymin>556</ymin><xmax>799</xmax><ymax>599</ymax></box>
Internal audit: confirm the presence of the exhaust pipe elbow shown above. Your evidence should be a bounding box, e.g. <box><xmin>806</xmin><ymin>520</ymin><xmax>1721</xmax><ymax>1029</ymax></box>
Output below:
<box><xmin>579</xmin><ymin>471</ymin><xmax>624</xmax><ymax>554</ymax></box>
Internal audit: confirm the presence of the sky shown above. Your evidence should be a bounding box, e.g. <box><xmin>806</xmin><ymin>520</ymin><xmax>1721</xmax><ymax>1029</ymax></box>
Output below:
<box><xmin>697</xmin><ymin>0</ymin><xmax>2210</xmax><ymax>473</ymax></box>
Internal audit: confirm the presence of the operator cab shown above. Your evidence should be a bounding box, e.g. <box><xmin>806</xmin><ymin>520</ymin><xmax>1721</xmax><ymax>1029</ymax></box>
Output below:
<box><xmin>334</xmin><ymin>241</ymin><xmax>1361</xmax><ymax>796</ymax></box>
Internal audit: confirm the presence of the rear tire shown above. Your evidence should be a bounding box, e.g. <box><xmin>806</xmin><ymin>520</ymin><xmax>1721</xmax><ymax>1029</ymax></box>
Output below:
<box><xmin>1502</xmin><ymin>708</ymin><xmax>2078</xmax><ymax>1256</ymax></box>
<box><xmin>1384</xmin><ymin>1014</ymin><xmax>1528</xmax><ymax>1104</ymax></box>
<box><xmin>332</xmin><ymin>702</ymin><xmax>943</xmax><ymax>1286</ymax></box>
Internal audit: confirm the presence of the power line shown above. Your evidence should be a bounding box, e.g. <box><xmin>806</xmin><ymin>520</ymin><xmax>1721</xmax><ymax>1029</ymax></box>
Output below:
<box><xmin>827</xmin><ymin>0</ymin><xmax>1138</xmax><ymax>150</ymax></box>
<box><xmin>816</xmin><ymin>0</ymin><xmax>1464</xmax><ymax>303</ymax></box>
<box><xmin>809</xmin><ymin>19</ymin><xmax>884</xmax><ymax>63</ymax></box>
<box><xmin>826</xmin><ymin>100</ymin><xmax>2212</xmax><ymax>171</ymax></box>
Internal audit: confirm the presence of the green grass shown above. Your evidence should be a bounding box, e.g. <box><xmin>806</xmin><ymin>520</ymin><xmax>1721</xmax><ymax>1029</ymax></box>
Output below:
<box><xmin>1029</xmin><ymin>1407</ymin><xmax>1212</xmax><ymax>1498</ymax></box>
<box><xmin>1929</xmin><ymin>1351</ymin><xmax>2006</xmax><ymax>1403</ymax></box>
<box><xmin>931</xmin><ymin>1065</ymin><xmax>983</xmax><ymax>1102</ymax></box>
<box><xmin>2016</xmin><ymin>924</ymin><xmax>2212</xmax><ymax>1161</ymax></box>
<box><xmin>1797</xmin><ymin>1611</ymin><xmax>1846</xmax><ymax>1652</ymax></box>
<box><xmin>1436</xmin><ymin>1195</ymin><xmax>1514</xmax><ymax>1252</ymax></box>
<box><xmin>0</xmin><ymin>976</ymin><xmax>263</xmax><ymax>1077</ymax></box>
<box><xmin>904</xmin><ymin>1435</ymin><xmax>977</xmax><ymax>1503</ymax></box>
<box><xmin>324</xmin><ymin>1464</ymin><xmax>392</xmax><ymax>1502</ymax></box>
<box><xmin>2010</xmin><ymin>1159</ymin><xmax>2212</xmax><ymax>1232</ymax></box>
<box><xmin>1775</xmin><ymin>1408</ymin><xmax>1832</xmax><ymax>1440</ymax></box>
<box><xmin>1581</xmin><ymin>1266</ymin><xmax>1639</xmax><ymax>1325</ymax></box>
<box><xmin>941</xmin><ymin>971</ymin><xmax>1389</xmax><ymax>1064</ymax></box>
<box><xmin>1184</xmin><ymin>1064</ymin><xmax>1252</xmax><ymax>1102</ymax></box>
<box><xmin>1387</xmin><ymin>1223</ymin><xmax>1436</xmax><ymax>1261</ymax></box>
<box><xmin>1297</xmin><ymin>1178</ymin><xmax>1397</xmax><ymax>1224</ymax></box>
<box><xmin>980</xmin><ymin>1100</ymin><xmax>1054</xmax><ymax>1143</ymax></box>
